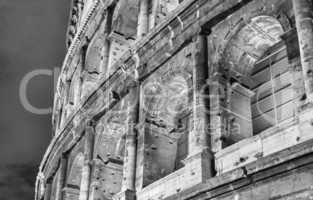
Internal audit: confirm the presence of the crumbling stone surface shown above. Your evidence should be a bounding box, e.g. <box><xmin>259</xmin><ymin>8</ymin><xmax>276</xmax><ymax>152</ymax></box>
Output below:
<box><xmin>36</xmin><ymin>0</ymin><xmax>313</xmax><ymax>200</ymax></box>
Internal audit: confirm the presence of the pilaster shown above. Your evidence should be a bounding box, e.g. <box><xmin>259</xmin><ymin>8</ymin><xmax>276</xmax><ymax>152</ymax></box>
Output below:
<box><xmin>293</xmin><ymin>0</ymin><xmax>313</xmax><ymax>103</ymax></box>
<box><xmin>79</xmin><ymin>120</ymin><xmax>96</xmax><ymax>200</ymax></box>
<box><xmin>137</xmin><ymin>0</ymin><xmax>150</xmax><ymax>39</ymax></box>
<box><xmin>184</xmin><ymin>34</ymin><xmax>214</xmax><ymax>183</ymax></box>
<box><xmin>114</xmin><ymin>86</ymin><xmax>139</xmax><ymax>200</ymax></box>
<box><xmin>54</xmin><ymin>154</ymin><xmax>68</xmax><ymax>200</ymax></box>
<box><xmin>44</xmin><ymin>178</ymin><xmax>53</xmax><ymax>200</ymax></box>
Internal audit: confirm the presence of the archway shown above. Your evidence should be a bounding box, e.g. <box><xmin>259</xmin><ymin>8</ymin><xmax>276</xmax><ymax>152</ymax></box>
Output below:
<box><xmin>218</xmin><ymin>15</ymin><xmax>297</xmax><ymax>146</ymax></box>
<box><xmin>141</xmin><ymin>74</ymin><xmax>190</xmax><ymax>186</ymax></box>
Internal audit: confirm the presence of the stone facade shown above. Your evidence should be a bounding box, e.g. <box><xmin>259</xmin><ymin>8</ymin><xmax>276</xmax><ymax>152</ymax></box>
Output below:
<box><xmin>36</xmin><ymin>0</ymin><xmax>313</xmax><ymax>200</ymax></box>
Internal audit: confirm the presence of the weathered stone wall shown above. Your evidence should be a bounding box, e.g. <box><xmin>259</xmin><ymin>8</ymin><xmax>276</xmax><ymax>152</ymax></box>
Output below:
<box><xmin>36</xmin><ymin>0</ymin><xmax>313</xmax><ymax>200</ymax></box>
<box><xmin>216</xmin><ymin>165</ymin><xmax>313</xmax><ymax>200</ymax></box>
<box><xmin>136</xmin><ymin>41</ymin><xmax>194</xmax><ymax>188</ymax></box>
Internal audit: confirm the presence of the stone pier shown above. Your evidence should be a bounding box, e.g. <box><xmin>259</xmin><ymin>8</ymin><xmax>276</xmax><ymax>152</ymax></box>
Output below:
<box><xmin>293</xmin><ymin>0</ymin><xmax>313</xmax><ymax>102</ymax></box>
<box><xmin>184</xmin><ymin>34</ymin><xmax>214</xmax><ymax>182</ymax></box>
<box><xmin>114</xmin><ymin>87</ymin><xmax>139</xmax><ymax>200</ymax></box>
<box><xmin>56</xmin><ymin>155</ymin><xmax>68</xmax><ymax>200</ymax></box>
<box><xmin>79</xmin><ymin>121</ymin><xmax>96</xmax><ymax>200</ymax></box>
<box><xmin>137</xmin><ymin>0</ymin><xmax>150</xmax><ymax>38</ymax></box>
<box><xmin>44</xmin><ymin>178</ymin><xmax>53</xmax><ymax>200</ymax></box>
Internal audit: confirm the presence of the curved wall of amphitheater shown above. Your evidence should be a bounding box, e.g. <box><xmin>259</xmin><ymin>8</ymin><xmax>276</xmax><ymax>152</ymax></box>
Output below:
<box><xmin>36</xmin><ymin>0</ymin><xmax>313</xmax><ymax>200</ymax></box>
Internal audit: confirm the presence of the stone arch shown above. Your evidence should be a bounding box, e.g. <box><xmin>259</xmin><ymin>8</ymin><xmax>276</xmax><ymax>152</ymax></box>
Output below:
<box><xmin>161</xmin><ymin>75</ymin><xmax>190</xmax><ymax>126</ymax></box>
<box><xmin>209</xmin><ymin>11</ymin><xmax>297</xmax><ymax>147</ymax></box>
<box><xmin>206</xmin><ymin>0</ymin><xmax>293</xmax><ymax>71</ymax></box>
<box><xmin>143</xmin><ymin>73</ymin><xmax>191</xmax><ymax>135</ymax></box>
<box><xmin>221</xmin><ymin>15</ymin><xmax>285</xmax><ymax>76</ymax></box>
<box><xmin>141</xmin><ymin>74</ymin><xmax>191</xmax><ymax>186</ymax></box>
<box><xmin>143</xmin><ymin>70</ymin><xmax>191</xmax><ymax>113</ymax></box>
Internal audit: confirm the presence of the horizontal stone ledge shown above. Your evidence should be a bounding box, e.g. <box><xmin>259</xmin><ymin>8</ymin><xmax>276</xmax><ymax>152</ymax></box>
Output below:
<box><xmin>39</xmin><ymin>0</ymin><xmax>252</xmax><ymax>174</ymax></box>
<box><xmin>165</xmin><ymin>138</ymin><xmax>313</xmax><ymax>200</ymax></box>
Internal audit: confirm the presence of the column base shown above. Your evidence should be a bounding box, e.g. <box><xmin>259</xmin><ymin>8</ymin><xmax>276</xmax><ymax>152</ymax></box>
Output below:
<box><xmin>183</xmin><ymin>148</ymin><xmax>214</xmax><ymax>184</ymax></box>
<box><xmin>113</xmin><ymin>189</ymin><xmax>136</xmax><ymax>200</ymax></box>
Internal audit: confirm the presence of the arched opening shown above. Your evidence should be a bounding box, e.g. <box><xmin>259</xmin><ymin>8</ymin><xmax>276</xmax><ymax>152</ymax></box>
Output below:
<box><xmin>92</xmin><ymin>110</ymin><xmax>126</xmax><ymax>199</ymax></box>
<box><xmin>142</xmin><ymin>75</ymin><xmax>190</xmax><ymax>186</ymax></box>
<box><xmin>219</xmin><ymin>16</ymin><xmax>298</xmax><ymax>147</ymax></box>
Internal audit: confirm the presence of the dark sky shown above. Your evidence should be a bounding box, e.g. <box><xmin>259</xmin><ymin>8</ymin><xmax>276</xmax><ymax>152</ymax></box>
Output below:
<box><xmin>0</xmin><ymin>0</ymin><xmax>70</xmax><ymax>199</ymax></box>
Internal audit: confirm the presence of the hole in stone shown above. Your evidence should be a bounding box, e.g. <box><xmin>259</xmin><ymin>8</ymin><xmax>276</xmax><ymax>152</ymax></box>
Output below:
<box><xmin>307</xmin><ymin>69</ymin><xmax>313</xmax><ymax>77</ymax></box>
<box><xmin>239</xmin><ymin>157</ymin><xmax>248</xmax><ymax>162</ymax></box>
<box><xmin>300</xmin><ymin>93</ymin><xmax>307</xmax><ymax>101</ymax></box>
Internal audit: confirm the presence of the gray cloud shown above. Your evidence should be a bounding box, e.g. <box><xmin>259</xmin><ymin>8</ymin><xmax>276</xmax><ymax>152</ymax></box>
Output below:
<box><xmin>0</xmin><ymin>164</ymin><xmax>37</xmax><ymax>200</ymax></box>
<box><xmin>0</xmin><ymin>0</ymin><xmax>70</xmax><ymax>199</ymax></box>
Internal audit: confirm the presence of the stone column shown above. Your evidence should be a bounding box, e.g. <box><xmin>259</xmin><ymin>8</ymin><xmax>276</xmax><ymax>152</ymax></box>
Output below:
<box><xmin>184</xmin><ymin>34</ymin><xmax>214</xmax><ymax>184</ymax></box>
<box><xmin>137</xmin><ymin>0</ymin><xmax>150</xmax><ymax>39</ymax></box>
<box><xmin>44</xmin><ymin>178</ymin><xmax>53</xmax><ymax>200</ymax></box>
<box><xmin>79</xmin><ymin>164</ymin><xmax>91</xmax><ymax>200</ymax></box>
<box><xmin>79</xmin><ymin>121</ymin><xmax>95</xmax><ymax>200</ymax></box>
<box><xmin>87</xmin><ymin>159</ymin><xmax>102</xmax><ymax>200</ymax></box>
<box><xmin>53</xmin><ymin>97</ymin><xmax>62</xmax><ymax>132</ymax></box>
<box><xmin>281</xmin><ymin>29</ymin><xmax>306</xmax><ymax>109</ymax></box>
<box><xmin>56</xmin><ymin>154</ymin><xmax>68</xmax><ymax>200</ymax></box>
<box><xmin>189</xmin><ymin>34</ymin><xmax>210</xmax><ymax>156</ymax></box>
<box><xmin>114</xmin><ymin>87</ymin><xmax>139</xmax><ymax>200</ymax></box>
<box><xmin>293</xmin><ymin>0</ymin><xmax>313</xmax><ymax>102</ymax></box>
<box><xmin>208</xmin><ymin>72</ymin><xmax>225</xmax><ymax>155</ymax></box>
<box><xmin>149</xmin><ymin>0</ymin><xmax>159</xmax><ymax>30</ymax></box>
<box><xmin>100</xmin><ymin>39</ymin><xmax>110</xmax><ymax>77</ymax></box>
<box><xmin>73</xmin><ymin>56</ymin><xmax>83</xmax><ymax>106</ymax></box>
<box><xmin>64</xmin><ymin>79</ymin><xmax>72</xmax><ymax>106</ymax></box>
<box><xmin>99</xmin><ymin>11</ymin><xmax>111</xmax><ymax>77</ymax></box>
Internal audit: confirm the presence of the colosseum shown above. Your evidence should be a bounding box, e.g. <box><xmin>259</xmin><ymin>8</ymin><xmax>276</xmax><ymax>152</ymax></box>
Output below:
<box><xmin>35</xmin><ymin>0</ymin><xmax>313</xmax><ymax>199</ymax></box>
